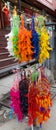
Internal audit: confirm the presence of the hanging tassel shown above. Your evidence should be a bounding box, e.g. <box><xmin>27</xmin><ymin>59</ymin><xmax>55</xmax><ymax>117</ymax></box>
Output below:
<box><xmin>36</xmin><ymin>71</ymin><xmax>52</xmax><ymax>125</ymax></box>
<box><xmin>31</xmin><ymin>16</ymin><xmax>39</xmax><ymax>59</ymax></box>
<box><xmin>28</xmin><ymin>69</ymin><xmax>52</xmax><ymax>126</ymax></box>
<box><xmin>11</xmin><ymin>15</ymin><xmax>20</xmax><ymax>59</ymax></box>
<box><xmin>5</xmin><ymin>15</ymin><xmax>20</xmax><ymax>59</ymax></box>
<box><xmin>38</xmin><ymin>27</ymin><xmax>52</xmax><ymax>63</ymax></box>
<box><xmin>19</xmin><ymin>78</ymin><xmax>29</xmax><ymax>116</ymax></box>
<box><xmin>10</xmin><ymin>88</ymin><xmax>23</xmax><ymax>121</ymax></box>
<box><xmin>10</xmin><ymin>73</ymin><xmax>23</xmax><ymax>121</ymax></box>
<box><xmin>5</xmin><ymin>32</ymin><xmax>14</xmax><ymax>56</ymax></box>
<box><xmin>17</xmin><ymin>14</ymin><xmax>33</xmax><ymax>62</ymax></box>
<box><xmin>28</xmin><ymin>83</ymin><xmax>38</xmax><ymax>126</ymax></box>
<box><xmin>35</xmin><ymin>15</ymin><xmax>52</xmax><ymax>63</ymax></box>
<box><xmin>35</xmin><ymin>15</ymin><xmax>45</xmax><ymax>35</ymax></box>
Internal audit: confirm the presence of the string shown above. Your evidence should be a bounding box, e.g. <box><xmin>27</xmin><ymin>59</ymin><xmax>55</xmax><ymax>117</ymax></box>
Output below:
<box><xmin>31</xmin><ymin>16</ymin><xmax>35</xmax><ymax>30</ymax></box>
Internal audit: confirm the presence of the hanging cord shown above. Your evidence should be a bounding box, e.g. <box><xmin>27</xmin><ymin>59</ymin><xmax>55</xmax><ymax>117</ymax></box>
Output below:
<box><xmin>31</xmin><ymin>16</ymin><xmax>35</xmax><ymax>30</ymax></box>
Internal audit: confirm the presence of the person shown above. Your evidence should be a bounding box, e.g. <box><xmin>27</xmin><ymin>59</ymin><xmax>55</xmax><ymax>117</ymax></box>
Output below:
<box><xmin>2</xmin><ymin>3</ymin><xmax>10</xmax><ymax>28</ymax></box>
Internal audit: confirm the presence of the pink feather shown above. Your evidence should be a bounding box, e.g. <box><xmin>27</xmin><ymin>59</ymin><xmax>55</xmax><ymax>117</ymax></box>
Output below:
<box><xmin>10</xmin><ymin>88</ymin><xmax>23</xmax><ymax>121</ymax></box>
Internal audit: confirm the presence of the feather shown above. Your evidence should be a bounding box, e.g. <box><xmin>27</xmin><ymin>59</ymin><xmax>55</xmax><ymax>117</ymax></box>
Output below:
<box><xmin>31</xmin><ymin>16</ymin><xmax>39</xmax><ymax>59</ymax></box>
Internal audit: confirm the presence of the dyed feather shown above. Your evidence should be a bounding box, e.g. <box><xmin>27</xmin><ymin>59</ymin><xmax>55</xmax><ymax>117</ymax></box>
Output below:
<box><xmin>17</xmin><ymin>15</ymin><xmax>33</xmax><ymax>62</ymax></box>
<box><xmin>38</xmin><ymin>27</ymin><xmax>52</xmax><ymax>63</ymax></box>
<box><xmin>31</xmin><ymin>16</ymin><xmax>39</xmax><ymax>59</ymax></box>
<box><xmin>10</xmin><ymin>88</ymin><xmax>23</xmax><ymax>121</ymax></box>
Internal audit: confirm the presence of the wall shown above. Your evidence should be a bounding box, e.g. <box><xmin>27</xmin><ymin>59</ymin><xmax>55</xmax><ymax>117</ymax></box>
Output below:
<box><xmin>0</xmin><ymin>2</ymin><xmax>1</xmax><ymax>17</ymax></box>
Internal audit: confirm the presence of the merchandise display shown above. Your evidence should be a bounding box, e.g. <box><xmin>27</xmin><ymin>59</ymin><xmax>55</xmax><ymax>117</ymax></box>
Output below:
<box><xmin>4</xmin><ymin>6</ymin><xmax>52</xmax><ymax>129</ymax></box>
<box><xmin>5</xmin><ymin>13</ymin><xmax>52</xmax><ymax>64</ymax></box>
<box><xmin>10</xmin><ymin>66</ymin><xmax>52</xmax><ymax>127</ymax></box>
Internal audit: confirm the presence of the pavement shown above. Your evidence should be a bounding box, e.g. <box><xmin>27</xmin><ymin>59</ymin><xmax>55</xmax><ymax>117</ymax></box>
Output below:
<box><xmin>0</xmin><ymin>99</ymin><xmax>56</xmax><ymax>130</ymax></box>
<box><xmin>0</xmin><ymin>74</ymin><xmax>56</xmax><ymax>130</ymax></box>
<box><xmin>0</xmin><ymin>74</ymin><xmax>14</xmax><ymax>99</ymax></box>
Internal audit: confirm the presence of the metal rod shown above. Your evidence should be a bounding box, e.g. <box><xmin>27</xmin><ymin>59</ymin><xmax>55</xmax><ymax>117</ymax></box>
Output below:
<box><xmin>18</xmin><ymin>0</ymin><xmax>21</xmax><ymax>14</ymax></box>
<box><xmin>31</xmin><ymin>124</ymin><xmax>34</xmax><ymax>130</ymax></box>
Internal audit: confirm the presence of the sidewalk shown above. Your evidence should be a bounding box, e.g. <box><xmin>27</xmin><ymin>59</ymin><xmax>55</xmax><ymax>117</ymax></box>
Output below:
<box><xmin>0</xmin><ymin>99</ymin><xmax>56</xmax><ymax>130</ymax></box>
<box><xmin>0</xmin><ymin>74</ymin><xmax>14</xmax><ymax>99</ymax></box>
